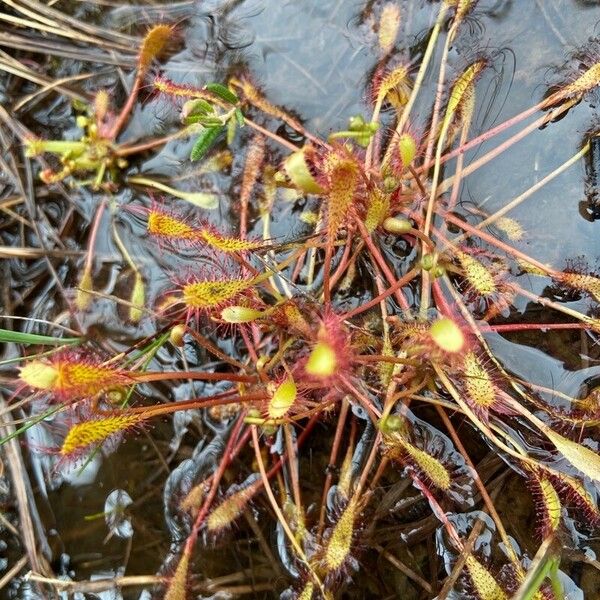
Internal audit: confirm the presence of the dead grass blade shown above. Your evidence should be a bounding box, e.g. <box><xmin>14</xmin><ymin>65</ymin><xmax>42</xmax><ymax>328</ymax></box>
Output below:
<box><xmin>0</xmin><ymin>396</ymin><xmax>45</xmax><ymax>574</ymax></box>
<box><xmin>13</xmin><ymin>71</ymin><xmax>104</xmax><ymax>112</ymax></box>
<box><xmin>0</xmin><ymin>31</ymin><xmax>135</xmax><ymax>66</ymax></box>
<box><xmin>0</xmin><ymin>555</ymin><xmax>28</xmax><ymax>591</ymax></box>
<box><xmin>0</xmin><ymin>246</ymin><xmax>82</xmax><ymax>259</ymax></box>
<box><xmin>0</xmin><ymin>53</ymin><xmax>88</xmax><ymax>104</ymax></box>
<box><xmin>4</xmin><ymin>0</ymin><xmax>138</xmax><ymax>49</ymax></box>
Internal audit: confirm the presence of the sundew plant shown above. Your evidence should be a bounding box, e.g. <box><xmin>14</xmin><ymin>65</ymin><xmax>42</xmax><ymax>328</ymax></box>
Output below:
<box><xmin>2</xmin><ymin>1</ymin><xmax>600</xmax><ymax>599</ymax></box>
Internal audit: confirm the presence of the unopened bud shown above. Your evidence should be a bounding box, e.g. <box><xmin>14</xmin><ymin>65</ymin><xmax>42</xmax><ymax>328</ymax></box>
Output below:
<box><xmin>220</xmin><ymin>306</ymin><xmax>264</xmax><ymax>323</ymax></box>
<box><xmin>378</xmin><ymin>414</ymin><xmax>404</xmax><ymax>433</ymax></box>
<box><xmin>306</xmin><ymin>341</ymin><xmax>337</xmax><ymax>378</ymax></box>
<box><xmin>430</xmin><ymin>317</ymin><xmax>465</xmax><ymax>354</ymax></box>
<box><xmin>383</xmin><ymin>217</ymin><xmax>412</xmax><ymax>234</ymax></box>
<box><xmin>169</xmin><ymin>324</ymin><xmax>186</xmax><ymax>347</ymax></box>
<box><xmin>421</xmin><ymin>254</ymin><xmax>435</xmax><ymax>271</ymax></box>
<box><xmin>397</xmin><ymin>133</ymin><xmax>417</xmax><ymax>168</ymax></box>
<box><xmin>432</xmin><ymin>265</ymin><xmax>446</xmax><ymax>278</ymax></box>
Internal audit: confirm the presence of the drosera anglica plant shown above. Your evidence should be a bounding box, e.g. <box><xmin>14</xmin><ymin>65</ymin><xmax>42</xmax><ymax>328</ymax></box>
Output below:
<box><xmin>4</xmin><ymin>2</ymin><xmax>600</xmax><ymax>599</ymax></box>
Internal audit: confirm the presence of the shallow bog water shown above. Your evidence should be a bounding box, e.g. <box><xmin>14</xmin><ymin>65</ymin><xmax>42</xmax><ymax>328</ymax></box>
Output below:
<box><xmin>2</xmin><ymin>0</ymin><xmax>600</xmax><ymax>598</ymax></box>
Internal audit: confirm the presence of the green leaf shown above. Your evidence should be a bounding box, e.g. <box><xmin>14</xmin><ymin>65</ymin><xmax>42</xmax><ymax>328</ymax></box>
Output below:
<box><xmin>511</xmin><ymin>538</ymin><xmax>562</xmax><ymax>600</ymax></box>
<box><xmin>348</xmin><ymin>114</ymin><xmax>366</xmax><ymax>131</ymax></box>
<box><xmin>328</xmin><ymin>126</ymin><xmax>378</xmax><ymax>148</ymax></box>
<box><xmin>190</xmin><ymin>126</ymin><xmax>224</xmax><ymax>161</ymax></box>
<box><xmin>355</xmin><ymin>133</ymin><xmax>373</xmax><ymax>148</ymax></box>
<box><xmin>0</xmin><ymin>328</ymin><xmax>80</xmax><ymax>345</ymax></box>
<box><xmin>184</xmin><ymin>115</ymin><xmax>225</xmax><ymax>127</ymax></box>
<box><xmin>183</xmin><ymin>115</ymin><xmax>204</xmax><ymax>125</ymax></box>
<box><xmin>182</xmin><ymin>99</ymin><xmax>214</xmax><ymax>118</ymax></box>
<box><xmin>235</xmin><ymin>108</ymin><xmax>245</xmax><ymax>126</ymax></box>
<box><xmin>205</xmin><ymin>83</ymin><xmax>239</xmax><ymax>104</ymax></box>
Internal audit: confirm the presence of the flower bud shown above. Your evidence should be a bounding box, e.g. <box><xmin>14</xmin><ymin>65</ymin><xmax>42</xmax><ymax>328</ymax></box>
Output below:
<box><xmin>421</xmin><ymin>254</ymin><xmax>435</xmax><ymax>270</ymax></box>
<box><xmin>378</xmin><ymin>414</ymin><xmax>404</xmax><ymax>433</ymax></box>
<box><xmin>306</xmin><ymin>341</ymin><xmax>337</xmax><ymax>378</ymax></box>
<box><xmin>220</xmin><ymin>306</ymin><xmax>264</xmax><ymax>323</ymax></box>
<box><xmin>20</xmin><ymin>361</ymin><xmax>59</xmax><ymax>390</ymax></box>
<box><xmin>169</xmin><ymin>324</ymin><xmax>186</xmax><ymax>347</ymax></box>
<box><xmin>430</xmin><ymin>317</ymin><xmax>465</xmax><ymax>354</ymax></box>
<box><xmin>397</xmin><ymin>132</ymin><xmax>417</xmax><ymax>168</ymax></box>
<box><xmin>383</xmin><ymin>216</ymin><xmax>412</xmax><ymax>234</ymax></box>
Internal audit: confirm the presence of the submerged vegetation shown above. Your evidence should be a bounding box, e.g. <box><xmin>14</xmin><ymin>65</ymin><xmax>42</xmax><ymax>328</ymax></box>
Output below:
<box><xmin>1</xmin><ymin>0</ymin><xmax>600</xmax><ymax>598</ymax></box>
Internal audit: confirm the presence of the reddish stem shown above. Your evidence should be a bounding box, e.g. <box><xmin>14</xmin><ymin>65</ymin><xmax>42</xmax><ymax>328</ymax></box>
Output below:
<box><xmin>115</xmin><ymin>132</ymin><xmax>174</xmax><ymax>157</ymax></box>
<box><xmin>316</xmin><ymin>399</ymin><xmax>349</xmax><ymax>539</ymax></box>
<box><xmin>291</xmin><ymin>249</ymin><xmax>307</xmax><ymax>284</ymax></box>
<box><xmin>328</xmin><ymin>235</ymin><xmax>357</xmax><ymax>290</ymax></box>
<box><xmin>418</xmin><ymin>96</ymin><xmax>570</xmax><ymax>174</ymax></box>
<box><xmin>340</xmin><ymin>375</ymin><xmax>381</xmax><ymax>420</ymax></box>
<box><xmin>431</xmin><ymin>279</ymin><xmax>460</xmax><ymax>320</ymax></box>
<box><xmin>441</xmin><ymin>212</ymin><xmax>557</xmax><ymax>277</ymax></box>
<box><xmin>183</xmin><ymin>414</ymin><xmax>246</xmax><ymax>555</ymax></box>
<box><xmin>109</xmin><ymin>74</ymin><xmax>142</xmax><ymax>141</ymax></box>
<box><xmin>435</xmin><ymin>104</ymin><xmax>571</xmax><ymax>194</ymax></box>
<box><xmin>84</xmin><ymin>198</ymin><xmax>107</xmax><ymax>272</ymax></box>
<box><xmin>123</xmin><ymin>391</ymin><xmax>268</xmax><ymax>417</ymax></box>
<box><xmin>413</xmin><ymin>474</ymin><xmax>463</xmax><ymax>550</ymax></box>
<box><xmin>341</xmin><ymin>267</ymin><xmax>419</xmax><ymax>321</ymax></box>
<box><xmin>187</xmin><ymin>328</ymin><xmax>247</xmax><ymax>370</ymax></box>
<box><xmin>353</xmin><ymin>217</ymin><xmax>411</xmax><ymax>311</ymax></box>
<box><xmin>244</xmin><ymin>118</ymin><xmax>299</xmax><ymax>152</ymax></box>
<box><xmin>133</xmin><ymin>370</ymin><xmax>256</xmax><ymax>385</ymax></box>
<box><xmin>185</xmin><ymin>411</ymin><xmax>322</xmax><ymax>518</ymax></box>
<box><xmin>323</xmin><ymin>243</ymin><xmax>333</xmax><ymax>304</ymax></box>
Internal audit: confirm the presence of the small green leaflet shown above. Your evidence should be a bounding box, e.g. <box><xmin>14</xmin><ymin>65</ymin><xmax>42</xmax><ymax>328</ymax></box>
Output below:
<box><xmin>227</xmin><ymin>117</ymin><xmax>237</xmax><ymax>145</ymax></box>
<box><xmin>182</xmin><ymin>99</ymin><xmax>221</xmax><ymax>126</ymax></box>
<box><xmin>185</xmin><ymin>115</ymin><xmax>226</xmax><ymax>127</ymax></box>
<box><xmin>328</xmin><ymin>115</ymin><xmax>378</xmax><ymax>148</ymax></box>
<box><xmin>235</xmin><ymin>108</ymin><xmax>245</xmax><ymax>126</ymax></box>
<box><xmin>183</xmin><ymin>98</ymin><xmax>214</xmax><ymax>117</ymax></box>
<box><xmin>190</xmin><ymin>126</ymin><xmax>225</xmax><ymax>161</ymax></box>
<box><xmin>205</xmin><ymin>83</ymin><xmax>239</xmax><ymax>105</ymax></box>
